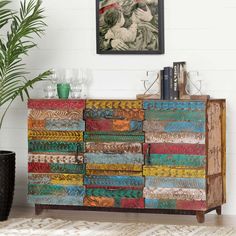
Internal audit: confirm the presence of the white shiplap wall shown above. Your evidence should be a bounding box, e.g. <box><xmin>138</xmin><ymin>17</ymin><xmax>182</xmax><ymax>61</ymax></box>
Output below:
<box><xmin>1</xmin><ymin>0</ymin><xmax>236</xmax><ymax>215</ymax></box>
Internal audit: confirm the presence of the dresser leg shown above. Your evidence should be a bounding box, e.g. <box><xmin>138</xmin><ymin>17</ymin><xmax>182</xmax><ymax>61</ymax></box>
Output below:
<box><xmin>35</xmin><ymin>205</ymin><xmax>43</xmax><ymax>215</ymax></box>
<box><xmin>216</xmin><ymin>206</ymin><xmax>222</xmax><ymax>215</ymax></box>
<box><xmin>196</xmin><ymin>211</ymin><xmax>205</xmax><ymax>223</ymax></box>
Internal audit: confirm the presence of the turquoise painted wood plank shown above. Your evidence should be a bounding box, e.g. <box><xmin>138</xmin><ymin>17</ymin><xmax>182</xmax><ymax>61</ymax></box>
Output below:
<box><xmin>28</xmin><ymin>184</ymin><xmax>85</xmax><ymax>196</ymax></box>
<box><xmin>145</xmin><ymin>199</ymin><xmax>176</xmax><ymax>209</ymax></box>
<box><xmin>50</xmin><ymin>163</ymin><xmax>86</xmax><ymax>174</ymax></box>
<box><xmin>145</xmin><ymin>110</ymin><xmax>205</xmax><ymax>121</ymax></box>
<box><xmin>84</xmin><ymin>176</ymin><xmax>144</xmax><ymax>187</ymax></box>
<box><xmin>84</xmin><ymin>153</ymin><xmax>144</xmax><ymax>165</ymax></box>
<box><xmin>86</xmin><ymin>188</ymin><xmax>143</xmax><ymax>199</ymax></box>
<box><xmin>28</xmin><ymin>140</ymin><xmax>84</xmax><ymax>153</ymax></box>
<box><xmin>130</xmin><ymin>121</ymin><xmax>143</xmax><ymax>131</ymax></box>
<box><xmin>84</xmin><ymin>109</ymin><xmax>114</xmax><ymax>119</ymax></box>
<box><xmin>145</xmin><ymin>154</ymin><xmax>205</xmax><ymax>167</ymax></box>
<box><xmin>145</xmin><ymin>177</ymin><xmax>206</xmax><ymax>189</ymax></box>
<box><xmin>28</xmin><ymin>195</ymin><xmax>84</xmax><ymax>206</ymax></box>
<box><xmin>143</xmin><ymin>101</ymin><xmax>205</xmax><ymax>111</ymax></box>
<box><xmin>143</xmin><ymin>121</ymin><xmax>205</xmax><ymax>133</ymax></box>
<box><xmin>84</xmin><ymin>132</ymin><xmax>144</xmax><ymax>143</ymax></box>
<box><xmin>45</xmin><ymin>119</ymin><xmax>85</xmax><ymax>131</ymax></box>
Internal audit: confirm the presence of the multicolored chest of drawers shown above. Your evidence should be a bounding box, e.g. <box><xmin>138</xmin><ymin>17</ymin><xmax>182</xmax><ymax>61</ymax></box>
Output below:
<box><xmin>27</xmin><ymin>99</ymin><xmax>226</xmax><ymax>223</ymax></box>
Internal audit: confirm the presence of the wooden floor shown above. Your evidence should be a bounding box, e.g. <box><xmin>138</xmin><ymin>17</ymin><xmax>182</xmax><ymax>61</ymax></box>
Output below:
<box><xmin>9</xmin><ymin>206</ymin><xmax>236</xmax><ymax>227</ymax></box>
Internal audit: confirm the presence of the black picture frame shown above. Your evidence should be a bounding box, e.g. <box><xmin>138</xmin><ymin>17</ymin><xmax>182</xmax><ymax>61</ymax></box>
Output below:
<box><xmin>96</xmin><ymin>0</ymin><xmax>164</xmax><ymax>55</ymax></box>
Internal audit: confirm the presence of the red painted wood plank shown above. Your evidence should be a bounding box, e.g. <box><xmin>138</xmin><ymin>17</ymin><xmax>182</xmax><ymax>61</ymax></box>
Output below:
<box><xmin>121</xmin><ymin>198</ymin><xmax>144</xmax><ymax>208</ymax></box>
<box><xmin>28</xmin><ymin>99</ymin><xmax>85</xmax><ymax>110</ymax></box>
<box><xmin>143</xmin><ymin>143</ymin><xmax>206</xmax><ymax>155</ymax></box>
<box><xmin>176</xmin><ymin>200</ymin><xmax>207</xmax><ymax>211</ymax></box>
<box><xmin>28</xmin><ymin>163</ymin><xmax>50</xmax><ymax>173</ymax></box>
<box><xmin>86</xmin><ymin>119</ymin><xmax>112</xmax><ymax>131</ymax></box>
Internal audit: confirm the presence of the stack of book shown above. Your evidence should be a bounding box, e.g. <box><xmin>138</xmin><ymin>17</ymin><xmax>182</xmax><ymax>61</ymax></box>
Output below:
<box><xmin>160</xmin><ymin>61</ymin><xmax>188</xmax><ymax>100</ymax></box>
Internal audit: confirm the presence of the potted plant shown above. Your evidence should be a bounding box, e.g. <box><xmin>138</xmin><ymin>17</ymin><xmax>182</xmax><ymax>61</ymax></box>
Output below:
<box><xmin>0</xmin><ymin>0</ymin><xmax>52</xmax><ymax>221</ymax></box>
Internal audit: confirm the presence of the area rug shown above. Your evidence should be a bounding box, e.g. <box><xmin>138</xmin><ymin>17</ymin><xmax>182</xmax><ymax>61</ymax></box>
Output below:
<box><xmin>0</xmin><ymin>218</ymin><xmax>235</xmax><ymax>236</ymax></box>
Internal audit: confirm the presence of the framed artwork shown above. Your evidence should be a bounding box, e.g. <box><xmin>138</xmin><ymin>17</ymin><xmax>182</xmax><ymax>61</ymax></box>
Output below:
<box><xmin>96</xmin><ymin>0</ymin><xmax>164</xmax><ymax>54</ymax></box>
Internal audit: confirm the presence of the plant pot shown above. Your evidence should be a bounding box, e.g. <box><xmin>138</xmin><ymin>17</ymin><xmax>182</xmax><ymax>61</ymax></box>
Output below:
<box><xmin>0</xmin><ymin>151</ymin><xmax>15</xmax><ymax>221</ymax></box>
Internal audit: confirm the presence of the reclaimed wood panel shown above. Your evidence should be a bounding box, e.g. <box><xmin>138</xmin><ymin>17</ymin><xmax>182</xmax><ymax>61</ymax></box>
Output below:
<box><xmin>84</xmin><ymin>132</ymin><xmax>144</xmax><ymax>143</ymax></box>
<box><xmin>28</xmin><ymin>163</ymin><xmax>86</xmax><ymax>174</ymax></box>
<box><xmin>28</xmin><ymin>184</ymin><xmax>85</xmax><ymax>196</ymax></box>
<box><xmin>176</xmin><ymin>200</ymin><xmax>207</xmax><ymax>211</ymax></box>
<box><xmin>28</xmin><ymin>141</ymin><xmax>84</xmax><ymax>153</ymax></box>
<box><xmin>28</xmin><ymin>99</ymin><xmax>85</xmax><ymax>110</ymax></box>
<box><xmin>84</xmin><ymin>109</ymin><xmax>144</xmax><ymax>120</ymax></box>
<box><xmin>84</xmin><ymin>153</ymin><xmax>144</xmax><ymax>165</ymax></box>
<box><xmin>143</xmin><ymin>121</ymin><xmax>205</xmax><ymax>133</ymax></box>
<box><xmin>143</xmin><ymin>166</ymin><xmax>205</xmax><ymax>178</ymax></box>
<box><xmin>143</xmin><ymin>143</ymin><xmax>205</xmax><ymax>156</ymax></box>
<box><xmin>86</xmin><ymin>170</ymin><xmax>143</xmax><ymax>176</ymax></box>
<box><xmin>86</xmin><ymin>119</ymin><xmax>112</xmax><ymax>131</ymax></box>
<box><xmin>86</xmin><ymin>163</ymin><xmax>142</xmax><ymax>171</ymax></box>
<box><xmin>86</xmin><ymin>100</ymin><xmax>142</xmax><ymax>109</ymax></box>
<box><xmin>83</xmin><ymin>196</ymin><xmax>115</xmax><ymax>207</ymax></box>
<box><xmin>143</xmin><ymin>187</ymin><xmax>206</xmax><ymax>201</ymax></box>
<box><xmin>207</xmin><ymin>101</ymin><xmax>222</xmax><ymax>175</ymax></box>
<box><xmin>145</xmin><ymin>177</ymin><xmax>205</xmax><ymax>189</ymax></box>
<box><xmin>28</xmin><ymin>119</ymin><xmax>46</xmax><ymax>130</ymax></box>
<box><xmin>86</xmin><ymin>142</ymin><xmax>142</xmax><ymax>153</ymax></box>
<box><xmin>45</xmin><ymin>119</ymin><xmax>85</xmax><ymax>131</ymax></box>
<box><xmin>143</xmin><ymin>101</ymin><xmax>205</xmax><ymax>111</ymax></box>
<box><xmin>207</xmin><ymin>175</ymin><xmax>223</xmax><ymax>208</ymax></box>
<box><xmin>28</xmin><ymin>130</ymin><xmax>83</xmax><ymax>142</ymax></box>
<box><xmin>145</xmin><ymin>199</ymin><xmax>176</xmax><ymax>209</ymax></box>
<box><xmin>145</xmin><ymin>132</ymin><xmax>205</xmax><ymax>144</ymax></box>
<box><xmin>121</xmin><ymin>198</ymin><xmax>144</xmax><ymax>208</ymax></box>
<box><xmin>28</xmin><ymin>173</ymin><xmax>84</xmax><ymax>185</ymax></box>
<box><xmin>145</xmin><ymin>154</ymin><xmax>205</xmax><ymax>168</ymax></box>
<box><xmin>84</xmin><ymin>176</ymin><xmax>144</xmax><ymax>187</ymax></box>
<box><xmin>28</xmin><ymin>195</ymin><xmax>84</xmax><ymax>206</ymax></box>
<box><xmin>86</xmin><ymin>188</ymin><xmax>143</xmax><ymax>199</ymax></box>
<box><xmin>28</xmin><ymin>153</ymin><xmax>83</xmax><ymax>164</ymax></box>
<box><xmin>28</xmin><ymin>109</ymin><xmax>83</xmax><ymax>120</ymax></box>
<box><xmin>145</xmin><ymin>110</ymin><xmax>205</xmax><ymax>121</ymax></box>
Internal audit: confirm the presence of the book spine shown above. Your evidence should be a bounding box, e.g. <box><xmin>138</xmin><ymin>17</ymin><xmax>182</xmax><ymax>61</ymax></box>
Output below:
<box><xmin>169</xmin><ymin>67</ymin><xmax>174</xmax><ymax>100</ymax></box>
<box><xmin>163</xmin><ymin>67</ymin><xmax>170</xmax><ymax>100</ymax></box>
<box><xmin>160</xmin><ymin>70</ymin><xmax>164</xmax><ymax>100</ymax></box>
<box><xmin>173</xmin><ymin>63</ymin><xmax>179</xmax><ymax>100</ymax></box>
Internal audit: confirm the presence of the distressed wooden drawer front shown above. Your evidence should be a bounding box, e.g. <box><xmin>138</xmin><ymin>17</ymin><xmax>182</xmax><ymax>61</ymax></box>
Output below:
<box><xmin>84</xmin><ymin>109</ymin><xmax>144</xmax><ymax>120</ymax></box>
<box><xmin>143</xmin><ymin>101</ymin><xmax>205</xmax><ymax>111</ymax></box>
<box><xmin>86</xmin><ymin>119</ymin><xmax>143</xmax><ymax>132</ymax></box>
<box><xmin>84</xmin><ymin>153</ymin><xmax>144</xmax><ymax>165</ymax></box>
<box><xmin>86</xmin><ymin>100</ymin><xmax>142</xmax><ymax>109</ymax></box>
<box><xmin>28</xmin><ymin>141</ymin><xmax>85</xmax><ymax>153</ymax></box>
<box><xmin>84</xmin><ymin>176</ymin><xmax>144</xmax><ymax>187</ymax></box>
<box><xmin>86</xmin><ymin>142</ymin><xmax>142</xmax><ymax>153</ymax></box>
<box><xmin>84</xmin><ymin>132</ymin><xmax>144</xmax><ymax>143</ymax></box>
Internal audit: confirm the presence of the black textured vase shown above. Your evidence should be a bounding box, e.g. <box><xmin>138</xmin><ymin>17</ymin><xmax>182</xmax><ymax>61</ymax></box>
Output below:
<box><xmin>0</xmin><ymin>151</ymin><xmax>15</xmax><ymax>221</ymax></box>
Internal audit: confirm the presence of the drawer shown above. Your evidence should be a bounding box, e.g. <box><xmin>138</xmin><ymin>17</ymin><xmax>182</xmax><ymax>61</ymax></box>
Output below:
<box><xmin>28</xmin><ymin>99</ymin><xmax>85</xmax><ymax>110</ymax></box>
<box><xmin>28</xmin><ymin>163</ymin><xmax>86</xmax><ymax>174</ymax></box>
<box><xmin>84</xmin><ymin>153</ymin><xmax>144</xmax><ymax>165</ymax></box>
<box><xmin>143</xmin><ymin>121</ymin><xmax>205</xmax><ymax>133</ymax></box>
<box><xmin>28</xmin><ymin>141</ymin><xmax>85</xmax><ymax>153</ymax></box>
<box><xmin>28</xmin><ymin>173</ymin><xmax>84</xmax><ymax>185</ymax></box>
<box><xmin>84</xmin><ymin>176</ymin><xmax>144</xmax><ymax>188</ymax></box>
<box><xmin>86</xmin><ymin>142</ymin><xmax>142</xmax><ymax>153</ymax></box>
<box><xmin>28</xmin><ymin>130</ymin><xmax>83</xmax><ymax>142</ymax></box>
<box><xmin>86</xmin><ymin>119</ymin><xmax>143</xmax><ymax>132</ymax></box>
<box><xmin>84</xmin><ymin>109</ymin><xmax>144</xmax><ymax>120</ymax></box>
<box><xmin>28</xmin><ymin>153</ymin><xmax>83</xmax><ymax>164</ymax></box>
<box><xmin>144</xmin><ymin>154</ymin><xmax>205</xmax><ymax>168</ymax></box>
<box><xmin>143</xmin><ymin>101</ymin><xmax>205</xmax><ymax>111</ymax></box>
<box><xmin>143</xmin><ymin>143</ymin><xmax>206</xmax><ymax>156</ymax></box>
<box><xmin>28</xmin><ymin>184</ymin><xmax>85</xmax><ymax>196</ymax></box>
<box><xmin>84</xmin><ymin>132</ymin><xmax>144</xmax><ymax>143</ymax></box>
<box><xmin>84</xmin><ymin>196</ymin><xmax>144</xmax><ymax>208</ymax></box>
<box><xmin>86</xmin><ymin>100</ymin><xmax>142</xmax><ymax>109</ymax></box>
